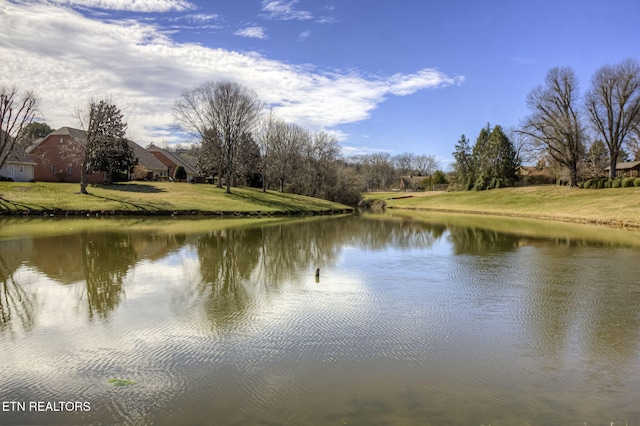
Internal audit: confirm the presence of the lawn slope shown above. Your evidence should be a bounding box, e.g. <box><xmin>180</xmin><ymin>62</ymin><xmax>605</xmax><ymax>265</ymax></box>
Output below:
<box><xmin>0</xmin><ymin>182</ymin><xmax>352</xmax><ymax>216</ymax></box>
<box><xmin>365</xmin><ymin>186</ymin><xmax>640</xmax><ymax>228</ymax></box>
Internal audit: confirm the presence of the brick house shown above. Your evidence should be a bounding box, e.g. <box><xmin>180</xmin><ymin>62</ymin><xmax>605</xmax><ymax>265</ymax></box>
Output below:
<box><xmin>147</xmin><ymin>144</ymin><xmax>199</xmax><ymax>182</ymax></box>
<box><xmin>26</xmin><ymin>127</ymin><xmax>106</xmax><ymax>183</ymax></box>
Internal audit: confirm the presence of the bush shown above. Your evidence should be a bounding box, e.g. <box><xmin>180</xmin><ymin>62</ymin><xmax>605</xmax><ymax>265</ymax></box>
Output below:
<box><xmin>174</xmin><ymin>165</ymin><xmax>187</xmax><ymax>182</ymax></box>
<box><xmin>612</xmin><ymin>178</ymin><xmax>622</xmax><ymax>188</ymax></box>
<box><xmin>622</xmin><ymin>177</ymin><xmax>635</xmax><ymax>187</ymax></box>
<box><xmin>635</xmin><ymin>178</ymin><xmax>640</xmax><ymax>187</ymax></box>
<box><xmin>583</xmin><ymin>179</ymin><xmax>593</xmax><ymax>189</ymax></box>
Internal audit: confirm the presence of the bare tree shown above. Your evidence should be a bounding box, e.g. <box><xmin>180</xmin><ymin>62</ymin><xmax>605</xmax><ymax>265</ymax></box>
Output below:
<box><xmin>413</xmin><ymin>154</ymin><xmax>438</xmax><ymax>176</ymax></box>
<box><xmin>174</xmin><ymin>81</ymin><xmax>263</xmax><ymax>193</ymax></box>
<box><xmin>520</xmin><ymin>67</ymin><xmax>585</xmax><ymax>187</ymax></box>
<box><xmin>0</xmin><ymin>85</ymin><xmax>38</xmax><ymax>171</ymax></box>
<box><xmin>585</xmin><ymin>59</ymin><xmax>640</xmax><ymax>178</ymax></box>
<box><xmin>360</xmin><ymin>153</ymin><xmax>395</xmax><ymax>191</ymax></box>
<box><xmin>255</xmin><ymin>109</ymin><xmax>279</xmax><ymax>192</ymax></box>
<box><xmin>66</xmin><ymin>99</ymin><xmax>127</xmax><ymax>194</ymax></box>
<box><xmin>393</xmin><ymin>153</ymin><xmax>415</xmax><ymax>175</ymax></box>
<box><xmin>300</xmin><ymin>130</ymin><xmax>340</xmax><ymax>198</ymax></box>
<box><xmin>268</xmin><ymin>121</ymin><xmax>306</xmax><ymax>192</ymax></box>
<box><xmin>196</xmin><ymin>127</ymin><xmax>225</xmax><ymax>187</ymax></box>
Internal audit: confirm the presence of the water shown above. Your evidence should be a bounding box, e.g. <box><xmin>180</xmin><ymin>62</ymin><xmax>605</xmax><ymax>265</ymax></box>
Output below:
<box><xmin>1</xmin><ymin>213</ymin><xmax>640</xmax><ymax>425</ymax></box>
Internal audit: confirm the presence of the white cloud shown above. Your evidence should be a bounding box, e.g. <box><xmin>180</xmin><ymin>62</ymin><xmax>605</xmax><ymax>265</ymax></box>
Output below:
<box><xmin>0</xmin><ymin>1</ymin><xmax>462</xmax><ymax>145</ymax></box>
<box><xmin>388</xmin><ymin>69</ymin><xmax>464</xmax><ymax>96</ymax></box>
<box><xmin>44</xmin><ymin>0</ymin><xmax>196</xmax><ymax>12</ymax></box>
<box><xmin>261</xmin><ymin>0</ymin><xmax>313</xmax><ymax>21</ymax></box>
<box><xmin>182</xmin><ymin>13</ymin><xmax>219</xmax><ymax>22</ymax></box>
<box><xmin>298</xmin><ymin>30</ymin><xmax>310</xmax><ymax>41</ymax></box>
<box><xmin>235</xmin><ymin>26</ymin><xmax>268</xmax><ymax>39</ymax></box>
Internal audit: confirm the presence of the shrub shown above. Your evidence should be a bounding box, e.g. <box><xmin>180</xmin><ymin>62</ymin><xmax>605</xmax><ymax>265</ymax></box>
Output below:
<box><xmin>174</xmin><ymin>165</ymin><xmax>187</xmax><ymax>182</ymax></box>
<box><xmin>612</xmin><ymin>178</ymin><xmax>622</xmax><ymax>188</ymax></box>
<box><xmin>622</xmin><ymin>177</ymin><xmax>635</xmax><ymax>187</ymax></box>
<box><xmin>583</xmin><ymin>179</ymin><xmax>593</xmax><ymax>189</ymax></box>
<box><xmin>634</xmin><ymin>178</ymin><xmax>640</xmax><ymax>187</ymax></box>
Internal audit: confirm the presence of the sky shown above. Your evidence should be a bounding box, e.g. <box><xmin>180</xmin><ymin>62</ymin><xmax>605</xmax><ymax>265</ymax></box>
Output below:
<box><xmin>1</xmin><ymin>0</ymin><xmax>639</xmax><ymax>167</ymax></box>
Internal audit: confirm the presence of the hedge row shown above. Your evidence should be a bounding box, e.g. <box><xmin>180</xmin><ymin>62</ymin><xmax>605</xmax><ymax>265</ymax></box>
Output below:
<box><xmin>581</xmin><ymin>177</ymin><xmax>640</xmax><ymax>189</ymax></box>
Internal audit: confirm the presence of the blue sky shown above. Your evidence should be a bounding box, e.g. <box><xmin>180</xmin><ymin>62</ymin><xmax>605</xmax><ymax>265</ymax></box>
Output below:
<box><xmin>1</xmin><ymin>0</ymin><xmax>638</xmax><ymax>167</ymax></box>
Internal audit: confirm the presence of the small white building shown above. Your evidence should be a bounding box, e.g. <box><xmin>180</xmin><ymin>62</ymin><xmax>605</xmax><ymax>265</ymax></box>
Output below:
<box><xmin>0</xmin><ymin>147</ymin><xmax>36</xmax><ymax>182</ymax></box>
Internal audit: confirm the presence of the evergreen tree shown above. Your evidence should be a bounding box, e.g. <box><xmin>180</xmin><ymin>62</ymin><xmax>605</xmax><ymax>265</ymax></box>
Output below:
<box><xmin>452</xmin><ymin>134</ymin><xmax>473</xmax><ymax>190</ymax></box>
<box><xmin>477</xmin><ymin>125</ymin><xmax>519</xmax><ymax>189</ymax></box>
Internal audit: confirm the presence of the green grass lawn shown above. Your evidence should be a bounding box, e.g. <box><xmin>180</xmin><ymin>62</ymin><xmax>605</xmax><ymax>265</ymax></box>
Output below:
<box><xmin>0</xmin><ymin>181</ymin><xmax>352</xmax><ymax>215</ymax></box>
<box><xmin>364</xmin><ymin>185</ymin><xmax>640</xmax><ymax>228</ymax></box>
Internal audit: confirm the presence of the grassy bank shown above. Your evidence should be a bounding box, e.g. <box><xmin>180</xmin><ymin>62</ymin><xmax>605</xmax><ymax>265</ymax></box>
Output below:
<box><xmin>0</xmin><ymin>181</ymin><xmax>352</xmax><ymax>216</ymax></box>
<box><xmin>364</xmin><ymin>185</ymin><xmax>640</xmax><ymax>228</ymax></box>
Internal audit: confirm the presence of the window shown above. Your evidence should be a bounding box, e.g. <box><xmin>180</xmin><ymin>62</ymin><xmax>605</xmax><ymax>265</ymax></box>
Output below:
<box><xmin>60</xmin><ymin>137</ymin><xmax>64</xmax><ymax>144</ymax></box>
<box><xmin>18</xmin><ymin>166</ymin><xmax>24</xmax><ymax>173</ymax></box>
<box><xmin>67</xmin><ymin>166</ymin><xmax>73</xmax><ymax>174</ymax></box>
<box><xmin>51</xmin><ymin>165</ymin><xmax>57</xmax><ymax>174</ymax></box>
<box><xmin>7</xmin><ymin>165</ymin><xmax>14</xmax><ymax>177</ymax></box>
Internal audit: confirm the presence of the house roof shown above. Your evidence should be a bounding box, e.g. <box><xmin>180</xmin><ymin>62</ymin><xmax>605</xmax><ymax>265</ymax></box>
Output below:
<box><xmin>147</xmin><ymin>144</ymin><xmax>198</xmax><ymax>175</ymax></box>
<box><xmin>4</xmin><ymin>145</ymin><xmax>36</xmax><ymax>165</ymax></box>
<box><xmin>604</xmin><ymin>161</ymin><xmax>640</xmax><ymax>171</ymax></box>
<box><xmin>400</xmin><ymin>175</ymin><xmax>427</xmax><ymax>185</ymax></box>
<box><xmin>127</xmin><ymin>140</ymin><xmax>166</xmax><ymax>172</ymax></box>
<box><xmin>26</xmin><ymin>127</ymin><xmax>86</xmax><ymax>153</ymax></box>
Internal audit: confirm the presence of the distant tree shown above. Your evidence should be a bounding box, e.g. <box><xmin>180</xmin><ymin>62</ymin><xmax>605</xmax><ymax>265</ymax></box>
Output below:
<box><xmin>255</xmin><ymin>109</ymin><xmax>278</xmax><ymax>192</ymax></box>
<box><xmin>360</xmin><ymin>152</ymin><xmax>395</xmax><ymax>191</ymax></box>
<box><xmin>393</xmin><ymin>152</ymin><xmax>415</xmax><ymax>175</ymax></box>
<box><xmin>196</xmin><ymin>127</ymin><xmax>225</xmax><ymax>187</ymax></box>
<box><xmin>335</xmin><ymin>162</ymin><xmax>365</xmax><ymax>205</ymax></box>
<box><xmin>0</xmin><ymin>85</ymin><xmax>39</xmax><ymax>171</ymax></box>
<box><xmin>585</xmin><ymin>59</ymin><xmax>640</xmax><ymax>178</ymax></box>
<box><xmin>452</xmin><ymin>134</ymin><xmax>474</xmax><ymax>190</ymax></box>
<box><xmin>413</xmin><ymin>154</ymin><xmax>438</xmax><ymax>176</ymax></box>
<box><xmin>521</xmin><ymin>67</ymin><xmax>585</xmax><ymax>187</ymax></box>
<box><xmin>432</xmin><ymin>169</ymin><xmax>448</xmax><ymax>185</ymax></box>
<box><xmin>174</xmin><ymin>165</ymin><xmax>187</xmax><ymax>182</ymax></box>
<box><xmin>489</xmin><ymin>125</ymin><xmax>519</xmax><ymax>187</ymax></box>
<box><xmin>174</xmin><ymin>81</ymin><xmax>263</xmax><ymax>194</ymax></box>
<box><xmin>66</xmin><ymin>99</ymin><xmax>128</xmax><ymax>193</ymax></box>
<box><xmin>583</xmin><ymin>139</ymin><xmax>608</xmax><ymax>178</ymax></box>
<box><xmin>18</xmin><ymin>122</ymin><xmax>52</xmax><ymax>144</ymax></box>
<box><xmin>268</xmin><ymin>122</ymin><xmax>306</xmax><ymax>192</ymax></box>
<box><xmin>299</xmin><ymin>130</ymin><xmax>341</xmax><ymax>198</ymax></box>
<box><xmin>234</xmin><ymin>133</ymin><xmax>261</xmax><ymax>187</ymax></box>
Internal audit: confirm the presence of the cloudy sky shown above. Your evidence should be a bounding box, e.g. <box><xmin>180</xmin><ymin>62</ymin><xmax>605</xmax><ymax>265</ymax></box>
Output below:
<box><xmin>1</xmin><ymin>0</ymin><xmax>638</xmax><ymax>164</ymax></box>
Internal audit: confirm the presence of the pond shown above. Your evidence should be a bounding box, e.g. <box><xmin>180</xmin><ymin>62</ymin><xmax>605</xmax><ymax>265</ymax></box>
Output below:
<box><xmin>1</xmin><ymin>213</ymin><xmax>640</xmax><ymax>425</ymax></box>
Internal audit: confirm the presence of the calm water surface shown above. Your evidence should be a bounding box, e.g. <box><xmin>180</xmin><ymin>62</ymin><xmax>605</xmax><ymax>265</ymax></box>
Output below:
<box><xmin>1</xmin><ymin>214</ymin><xmax>640</xmax><ymax>425</ymax></box>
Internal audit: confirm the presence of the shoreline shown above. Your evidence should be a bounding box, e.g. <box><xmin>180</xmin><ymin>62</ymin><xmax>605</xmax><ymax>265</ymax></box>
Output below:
<box><xmin>386</xmin><ymin>206</ymin><xmax>640</xmax><ymax>230</ymax></box>
<box><xmin>0</xmin><ymin>207</ymin><xmax>354</xmax><ymax>218</ymax></box>
<box><xmin>365</xmin><ymin>186</ymin><xmax>640</xmax><ymax>231</ymax></box>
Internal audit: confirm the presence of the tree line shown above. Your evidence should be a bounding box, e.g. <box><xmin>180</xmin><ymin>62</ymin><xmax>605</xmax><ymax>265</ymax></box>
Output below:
<box><xmin>519</xmin><ymin>59</ymin><xmax>640</xmax><ymax>187</ymax></box>
<box><xmin>3</xmin><ymin>58</ymin><xmax>637</xmax><ymax>202</ymax></box>
<box><xmin>173</xmin><ymin>80</ymin><xmax>446</xmax><ymax>204</ymax></box>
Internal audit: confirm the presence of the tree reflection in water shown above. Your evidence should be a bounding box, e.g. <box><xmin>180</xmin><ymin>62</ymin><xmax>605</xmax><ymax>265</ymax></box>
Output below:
<box><xmin>0</xmin><ymin>250</ymin><xmax>36</xmax><ymax>339</ymax></box>
<box><xmin>79</xmin><ymin>233</ymin><xmax>137</xmax><ymax>320</ymax></box>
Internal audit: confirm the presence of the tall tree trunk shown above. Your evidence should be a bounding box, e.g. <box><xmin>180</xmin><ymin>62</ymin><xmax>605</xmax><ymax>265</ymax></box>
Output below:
<box><xmin>609</xmin><ymin>155</ymin><xmax>618</xmax><ymax>179</ymax></box>
<box><xmin>569</xmin><ymin>165</ymin><xmax>578</xmax><ymax>187</ymax></box>
<box><xmin>80</xmin><ymin>160</ymin><xmax>89</xmax><ymax>194</ymax></box>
